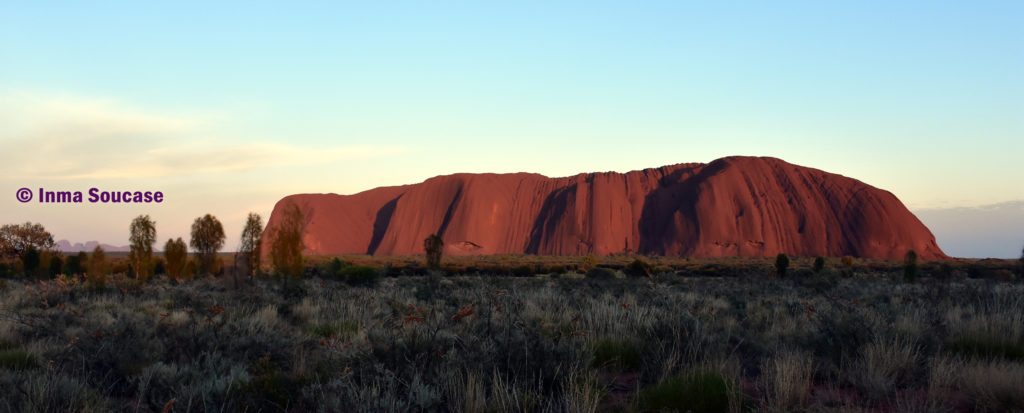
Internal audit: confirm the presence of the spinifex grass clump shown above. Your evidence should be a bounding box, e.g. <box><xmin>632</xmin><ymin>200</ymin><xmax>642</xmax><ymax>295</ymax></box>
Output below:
<box><xmin>638</xmin><ymin>371</ymin><xmax>733</xmax><ymax>413</ymax></box>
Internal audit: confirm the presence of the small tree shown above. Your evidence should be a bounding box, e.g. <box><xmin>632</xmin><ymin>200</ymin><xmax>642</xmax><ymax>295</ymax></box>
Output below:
<box><xmin>904</xmin><ymin>250</ymin><xmax>918</xmax><ymax>283</ymax></box>
<box><xmin>775</xmin><ymin>253</ymin><xmax>790</xmax><ymax>277</ymax></box>
<box><xmin>129</xmin><ymin>215</ymin><xmax>157</xmax><ymax>281</ymax></box>
<box><xmin>270</xmin><ymin>202</ymin><xmax>305</xmax><ymax>281</ymax></box>
<box><xmin>812</xmin><ymin>257</ymin><xmax>826</xmax><ymax>274</ymax></box>
<box><xmin>424</xmin><ymin>234</ymin><xmax>444</xmax><ymax>270</ymax></box>
<box><xmin>238</xmin><ymin>213</ymin><xmax>264</xmax><ymax>278</ymax></box>
<box><xmin>87</xmin><ymin>246</ymin><xmax>107</xmax><ymax>288</ymax></box>
<box><xmin>164</xmin><ymin>238</ymin><xmax>188</xmax><ymax>281</ymax></box>
<box><xmin>190</xmin><ymin>214</ymin><xmax>225</xmax><ymax>276</ymax></box>
<box><xmin>0</xmin><ymin>222</ymin><xmax>55</xmax><ymax>260</ymax></box>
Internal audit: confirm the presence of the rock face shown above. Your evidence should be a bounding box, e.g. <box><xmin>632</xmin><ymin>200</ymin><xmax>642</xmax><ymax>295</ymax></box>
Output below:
<box><xmin>263</xmin><ymin>157</ymin><xmax>946</xmax><ymax>260</ymax></box>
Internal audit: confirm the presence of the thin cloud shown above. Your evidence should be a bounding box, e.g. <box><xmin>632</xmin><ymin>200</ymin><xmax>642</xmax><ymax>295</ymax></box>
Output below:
<box><xmin>0</xmin><ymin>92</ymin><xmax>404</xmax><ymax>180</ymax></box>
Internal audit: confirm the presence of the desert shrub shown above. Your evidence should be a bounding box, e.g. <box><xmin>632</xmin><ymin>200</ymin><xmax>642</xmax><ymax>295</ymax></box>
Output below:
<box><xmin>625</xmin><ymin>258</ymin><xmax>653</xmax><ymax>278</ymax></box>
<box><xmin>0</xmin><ymin>349</ymin><xmax>39</xmax><ymax>370</ymax></box>
<box><xmin>813</xmin><ymin>256</ymin><xmax>825</xmax><ymax>274</ymax></box>
<box><xmin>183</xmin><ymin>260</ymin><xmax>197</xmax><ymax>280</ymax></box>
<box><xmin>238</xmin><ymin>355</ymin><xmax>307</xmax><ymax>411</ymax></box>
<box><xmin>542</xmin><ymin>264</ymin><xmax>566</xmax><ymax>274</ymax></box>
<box><xmin>21</xmin><ymin>246</ymin><xmax>40</xmax><ymax>276</ymax></box>
<box><xmin>638</xmin><ymin>372</ymin><xmax>732</xmax><ymax>413</ymax></box>
<box><xmin>590</xmin><ymin>338</ymin><xmax>641</xmax><ymax>371</ymax></box>
<box><xmin>510</xmin><ymin>265</ymin><xmax>534</xmax><ymax>277</ymax></box>
<box><xmin>153</xmin><ymin>258</ymin><xmax>166</xmax><ymax>275</ymax></box>
<box><xmin>958</xmin><ymin>360</ymin><xmax>1024</xmax><ymax>412</ymax></box>
<box><xmin>47</xmin><ymin>254</ymin><xmax>63</xmax><ymax>277</ymax></box>
<box><xmin>904</xmin><ymin>250</ymin><xmax>918</xmax><ymax>282</ymax></box>
<box><xmin>580</xmin><ymin>254</ymin><xmax>598</xmax><ymax>272</ymax></box>
<box><xmin>775</xmin><ymin>253</ymin><xmax>789</xmax><ymax>277</ymax></box>
<box><xmin>112</xmin><ymin>260</ymin><xmax>131</xmax><ymax>275</ymax></box>
<box><xmin>585</xmin><ymin>267</ymin><xmax>619</xmax><ymax>280</ymax></box>
<box><xmin>86</xmin><ymin>246</ymin><xmax>107</xmax><ymax>288</ymax></box>
<box><xmin>326</xmin><ymin>257</ymin><xmax>346</xmax><ymax>276</ymax></box>
<box><xmin>424</xmin><ymin>234</ymin><xmax>444</xmax><ymax>270</ymax></box>
<box><xmin>341</xmin><ymin>265</ymin><xmax>379</xmax><ymax>287</ymax></box>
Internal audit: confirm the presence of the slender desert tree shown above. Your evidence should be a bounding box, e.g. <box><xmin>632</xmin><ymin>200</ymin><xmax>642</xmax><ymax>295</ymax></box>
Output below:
<box><xmin>239</xmin><ymin>213</ymin><xmax>264</xmax><ymax>278</ymax></box>
<box><xmin>190</xmin><ymin>214</ymin><xmax>225</xmax><ymax>276</ymax></box>
<box><xmin>129</xmin><ymin>215</ymin><xmax>157</xmax><ymax>281</ymax></box>
<box><xmin>87</xmin><ymin>246</ymin><xmax>107</xmax><ymax>287</ymax></box>
<box><xmin>271</xmin><ymin>203</ymin><xmax>305</xmax><ymax>281</ymax></box>
<box><xmin>164</xmin><ymin>238</ymin><xmax>188</xmax><ymax>281</ymax></box>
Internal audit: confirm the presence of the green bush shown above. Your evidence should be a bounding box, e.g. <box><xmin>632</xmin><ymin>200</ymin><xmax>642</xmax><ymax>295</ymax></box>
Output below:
<box><xmin>591</xmin><ymin>339</ymin><xmax>641</xmax><ymax>371</ymax></box>
<box><xmin>775</xmin><ymin>253</ymin><xmax>790</xmax><ymax>277</ymax></box>
<box><xmin>813</xmin><ymin>256</ymin><xmax>826</xmax><ymax>274</ymax></box>
<box><xmin>585</xmin><ymin>267</ymin><xmax>619</xmax><ymax>280</ymax></box>
<box><xmin>638</xmin><ymin>372</ymin><xmax>733</xmax><ymax>413</ymax></box>
<box><xmin>341</xmin><ymin>265</ymin><xmax>379</xmax><ymax>287</ymax></box>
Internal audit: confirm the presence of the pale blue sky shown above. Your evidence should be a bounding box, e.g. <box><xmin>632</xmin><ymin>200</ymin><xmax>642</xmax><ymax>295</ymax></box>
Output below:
<box><xmin>1</xmin><ymin>1</ymin><xmax>1021</xmax><ymax>256</ymax></box>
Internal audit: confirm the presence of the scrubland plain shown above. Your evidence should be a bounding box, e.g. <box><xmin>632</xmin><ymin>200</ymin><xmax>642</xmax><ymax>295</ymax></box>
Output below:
<box><xmin>0</xmin><ymin>256</ymin><xmax>1022</xmax><ymax>412</ymax></box>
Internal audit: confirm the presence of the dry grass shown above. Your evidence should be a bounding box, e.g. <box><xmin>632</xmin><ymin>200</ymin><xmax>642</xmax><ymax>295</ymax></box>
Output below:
<box><xmin>0</xmin><ymin>258</ymin><xmax>1021</xmax><ymax>412</ymax></box>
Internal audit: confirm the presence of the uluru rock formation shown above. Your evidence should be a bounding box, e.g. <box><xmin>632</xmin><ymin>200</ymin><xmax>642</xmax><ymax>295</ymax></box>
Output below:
<box><xmin>263</xmin><ymin>156</ymin><xmax>946</xmax><ymax>260</ymax></box>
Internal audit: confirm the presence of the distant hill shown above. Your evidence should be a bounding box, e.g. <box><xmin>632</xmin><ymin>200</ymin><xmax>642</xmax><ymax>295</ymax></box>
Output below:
<box><xmin>55</xmin><ymin>240</ymin><xmax>130</xmax><ymax>253</ymax></box>
<box><xmin>915</xmin><ymin>201</ymin><xmax>1024</xmax><ymax>259</ymax></box>
<box><xmin>263</xmin><ymin>156</ymin><xmax>946</xmax><ymax>260</ymax></box>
